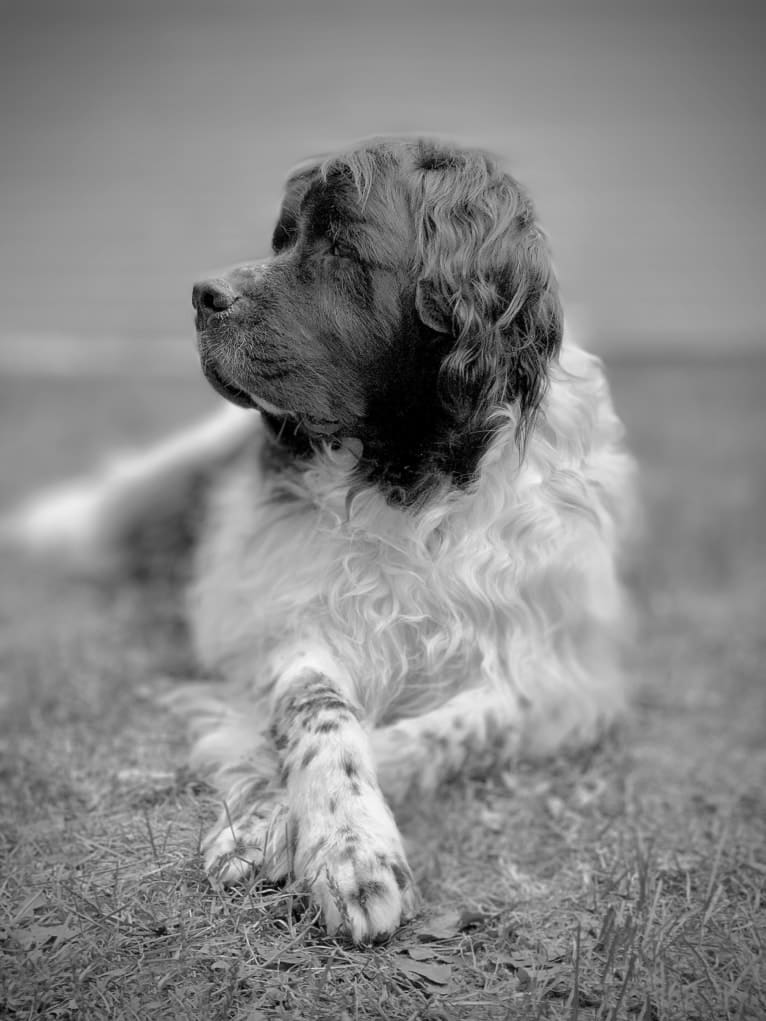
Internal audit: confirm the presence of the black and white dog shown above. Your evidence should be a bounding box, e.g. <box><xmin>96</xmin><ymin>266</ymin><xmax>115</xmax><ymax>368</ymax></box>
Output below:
<box><xmin>8</xmin><ymin>138</ymin><xmax>636</xmax><ymax>943</ymax></box>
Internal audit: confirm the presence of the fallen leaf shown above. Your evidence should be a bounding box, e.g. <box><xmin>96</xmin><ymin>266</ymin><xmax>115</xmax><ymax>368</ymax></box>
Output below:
<box><xmin>12</xmin><ymin>921</ymin><xmax>78</xmax><ymax>952</ymax></box>
<box><xmin>263</xmin><ymin>952</ymin><xmax>307</xmax><ymax>970</ymax></box>
<box><xmin>394</xmin><ymin>955</ymin><xmax>452</xmax><ymax>986</ymax></box>
<box><xmin>490</xmin><ymin>951</ymin><xmax>521</xmax><ymax>968</ymax></box>
<box><xmin>407</xmin><ymin>945</ymin><xmax>438</xmax><ymax>961</ymax></box>
<box><xmin>416</xmin><ymin>910</ymin><xmax>462</xmax><ymax>940</ymax></box>
<box><xmin>416</xmin><ymin>906</ymin><xmax>489</xmax><ymax>941</ymax></box>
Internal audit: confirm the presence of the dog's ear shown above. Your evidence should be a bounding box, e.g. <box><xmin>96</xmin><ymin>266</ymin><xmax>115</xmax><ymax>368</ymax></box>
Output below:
<box><xmin>414</xmin><ymin>149</ymin><xmax>563</xmax><ymax>440</ymax></box>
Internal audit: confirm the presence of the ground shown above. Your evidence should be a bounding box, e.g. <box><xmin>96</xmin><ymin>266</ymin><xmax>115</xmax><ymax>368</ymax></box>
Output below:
<box><xmin>0</xmin><ymin>355</ymin><xmax>764</xmax><ymax>1020</ymax></box>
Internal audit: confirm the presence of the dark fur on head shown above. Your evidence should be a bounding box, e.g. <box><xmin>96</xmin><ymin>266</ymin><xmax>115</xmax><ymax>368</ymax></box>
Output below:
<box><xmin>193</xmin><ymin>137</ymin><xmax>563</xmax><ymax>505</ymax></box>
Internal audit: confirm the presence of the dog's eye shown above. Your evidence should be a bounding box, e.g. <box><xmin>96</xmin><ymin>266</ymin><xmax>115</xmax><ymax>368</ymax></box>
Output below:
<box><xmin>329</xmin><ymin>241</ymin><xmax>353</xmax><ymax>260</ymax></box>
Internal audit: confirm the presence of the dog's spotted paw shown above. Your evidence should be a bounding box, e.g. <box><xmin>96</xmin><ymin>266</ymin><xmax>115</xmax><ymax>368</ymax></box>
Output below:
<box><xmin>202</xmin><ymin>796</ymin><xmax>417</xmax><ymax>942</ymax></box>
<box><xmin>295</xmin><ymin>802</ymin><xmax>418</xmax><ymax>943</ymax></box>
<box><xmin>202</xmin><ymin>801</ymin><xmax>290</xmax><ymax>886</ymax></box>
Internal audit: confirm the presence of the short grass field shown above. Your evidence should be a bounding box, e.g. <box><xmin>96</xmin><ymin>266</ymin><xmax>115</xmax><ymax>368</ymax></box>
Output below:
<box><xmin>1</xmin><ymin>354</ymin><xmax>764</xmax><ymax>1020</ymax></box>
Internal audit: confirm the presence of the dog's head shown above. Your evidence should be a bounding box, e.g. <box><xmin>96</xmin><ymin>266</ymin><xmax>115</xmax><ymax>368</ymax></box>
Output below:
<box><xmin>194</xmin><ymin>138</ymin><xmax>562</xmax><ymax>503</ymax></box>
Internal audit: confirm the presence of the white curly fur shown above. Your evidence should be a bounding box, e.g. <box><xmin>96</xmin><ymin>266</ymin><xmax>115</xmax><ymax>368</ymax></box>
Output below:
<box><xmin>5</xmin><ymin>328</ymin><xmax>636</xmax><ymax>943</ymax></box>
<box><xmin>7</xmin><ymin>130</ymin><xmax>642</xmax><ymax>947</ymax></box>
<box><xmin>5</xmin><ymin>329</ymin><xmax>635</xmax><ymax>942</ymax></box>
<box><xmin>172</xmin><ymin>334</ymin><xmax>634</xmax><ymax>939</ymax></box>
<box><xmin>189</xmin><ymin>337</ymin><xmax>634</xmax><ymax>747</ymax></box>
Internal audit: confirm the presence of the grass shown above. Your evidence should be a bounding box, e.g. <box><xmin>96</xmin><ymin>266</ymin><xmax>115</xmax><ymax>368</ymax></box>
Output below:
<box><xmin>1</xmin><ymin>354</ymin><xmax>765</xmax><ymax>1020</ymax></box>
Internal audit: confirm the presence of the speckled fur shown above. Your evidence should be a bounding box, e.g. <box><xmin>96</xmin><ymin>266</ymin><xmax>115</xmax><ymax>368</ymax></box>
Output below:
<box><xmin>5</xmin><ymin>139</ymin><xmax>637</xmax><ymax>943</ymax></box>
<box><xmin>5</xmin><ymin>336</ymin><xmax>635</xmax><ymax>942</ymax></box>
<box><xmin>181</xmin><ymin>337</ymin><xmax>635</xmax><ymax>939</ymax></box>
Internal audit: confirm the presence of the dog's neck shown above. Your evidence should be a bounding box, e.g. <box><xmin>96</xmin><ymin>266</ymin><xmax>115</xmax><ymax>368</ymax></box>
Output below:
<box><xmin>258</xmin><ymin>404</ymin><xmax>511</xmax><ymax>510</ymax></box>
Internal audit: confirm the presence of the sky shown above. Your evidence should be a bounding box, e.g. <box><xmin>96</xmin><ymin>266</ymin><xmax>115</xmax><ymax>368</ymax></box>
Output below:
<box><xmin>1</xmin><ymin>0</ymin><xmax>764</xmax><ymax>356</ymax></box>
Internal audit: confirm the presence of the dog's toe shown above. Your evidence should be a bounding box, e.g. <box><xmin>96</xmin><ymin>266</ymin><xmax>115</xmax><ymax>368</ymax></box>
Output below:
<box><xmin>317</xmin><ymin>856</ymin><xmax>418</xmax><ymax>943</ymax></box>
<box><xmin>202</xmin><ymin>802</ymin><xmax>290</xmax><ymax>886</ymax></box>
<box><xmin>318</xmin><ymin>863</ymin><xmax>419</xmax><ymax>944</ymax></box>
<box><xmin>300</xmin><ymin>827</ymin><xmax>418</xmax><ymax>943</ymax></box>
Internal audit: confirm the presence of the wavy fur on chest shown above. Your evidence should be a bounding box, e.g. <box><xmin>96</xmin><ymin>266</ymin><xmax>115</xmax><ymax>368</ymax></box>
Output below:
<box><xmin>189</xmin><ymin>340</ymin><xmax>634</xmax><ymax>733</ymax></box>
<box><xmin>5</xmin><ymin>135</ymin><xmax>640</xmax><ymax>944</ymax></box>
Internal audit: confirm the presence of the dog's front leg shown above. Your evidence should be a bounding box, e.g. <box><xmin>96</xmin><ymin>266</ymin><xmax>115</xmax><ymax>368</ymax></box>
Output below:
<box><xmin>268</xmin><ymin>652</ymin><xmax>418</xmax><ymax>943</ymax></box>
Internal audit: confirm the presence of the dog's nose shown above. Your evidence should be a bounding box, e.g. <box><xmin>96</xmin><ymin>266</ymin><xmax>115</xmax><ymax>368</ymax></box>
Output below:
<box><xmin>192</xmin><ymin>279</ymin><xmax>237</xmax><ymax>323</ymax></box>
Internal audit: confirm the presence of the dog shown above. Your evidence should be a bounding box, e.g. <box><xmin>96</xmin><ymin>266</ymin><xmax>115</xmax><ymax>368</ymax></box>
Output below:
<box><xmin>7</xmin><ymin>137</ymin><xmax>636</xmax><ymax>944</ymax></box>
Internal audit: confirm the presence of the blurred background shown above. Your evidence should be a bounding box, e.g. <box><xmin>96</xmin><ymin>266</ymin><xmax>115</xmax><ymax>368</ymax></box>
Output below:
<box><xmin>1</xmin><ymin>13</ymin><xmax>765</xmax><ymax>1017</ymax></box>
<box><xmin>1</xmin><ymin>0</ymin><xmax>764</xmax><ymax>376</ymax></box>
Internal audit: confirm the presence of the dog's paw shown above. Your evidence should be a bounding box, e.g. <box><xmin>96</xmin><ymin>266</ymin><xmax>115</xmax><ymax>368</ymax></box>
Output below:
<box><xmin>202</xmin><ymin>801</ymin><xmax>290</xmax><ymax>886</ymax></box>
<box><xmin>296</xmin><ymin>800</ymin><xmax>418</xmax><ymax>943</ymax></box>
<box><xmin>201</xmin><ymin>793</ymin><xmax>417</xmax><ymax>940</ymax></box>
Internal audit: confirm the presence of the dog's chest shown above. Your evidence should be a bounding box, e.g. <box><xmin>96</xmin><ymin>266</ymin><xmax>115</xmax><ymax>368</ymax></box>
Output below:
<box><xmin>187</xmin><ymin>453</ymin><xmax>475</xmax><ymax>701</ymax></box>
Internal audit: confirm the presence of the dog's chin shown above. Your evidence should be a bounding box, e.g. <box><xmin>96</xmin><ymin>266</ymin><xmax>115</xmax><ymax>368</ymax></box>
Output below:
<box><xmin>199</xmin><ymin>358</ymin><xmax>288</xmax><ymax>416</ymax></box>
<box><xmin>198</xmin><ymin>338</ymin><xmax>357</xmax><ymax>443</ymax></box>
<box><xmin>203</xmin><ymin>362</ymin><xmax>259</xmax><ymax>410</ymax></box>
<box><xmin>200</xmin><ymin>358</ymin><xmax>350</xmax><ymax>441</ymax></box>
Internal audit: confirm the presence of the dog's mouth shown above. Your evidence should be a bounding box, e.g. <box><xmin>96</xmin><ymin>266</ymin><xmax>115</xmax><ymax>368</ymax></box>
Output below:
<box><xmin>202</xmin><ymin>360</ymin><xmax>262</xmax><ymax>411</ymax></box>
<box><xmin>201</xmin><ymin>358</ymin><xmax>344</xmax><ymax>438</ymax></box>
